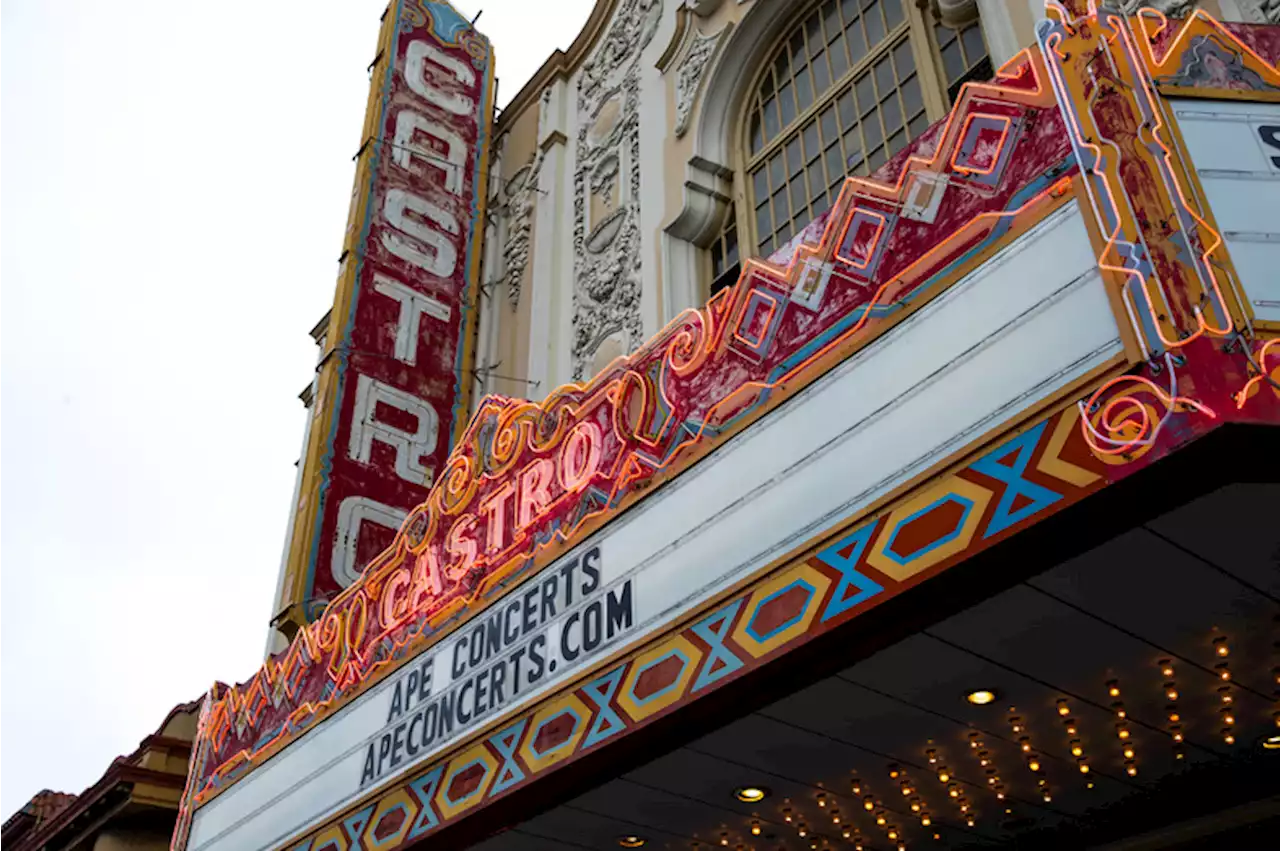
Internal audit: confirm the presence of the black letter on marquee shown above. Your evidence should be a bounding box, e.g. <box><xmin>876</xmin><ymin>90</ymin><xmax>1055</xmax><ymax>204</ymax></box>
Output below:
<box><xmin>361</xmin><ymin>742</ymin><xmax>377</xmax><ymax>786</ymax></box>
<box><xmin>606</xmin><ymin>580</ymin><xmax>634</xmax><ymax>638</ymax></box>
<box><xmin>1258</xmin><ymin>124</ymin><xmax>1280</xmax><ymax>168</ymax></box>
<box><xmin>581</xmin><ymin>546</ymin><xmax>601</xmax><ymax>594</ymax></box>
<box><xmin>387</xmin><ymin>681</ymin><xmax>403</xmax><ymax>724</ymax></box>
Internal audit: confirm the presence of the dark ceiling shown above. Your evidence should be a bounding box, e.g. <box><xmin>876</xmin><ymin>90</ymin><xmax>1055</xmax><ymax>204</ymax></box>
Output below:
<box><xmin>466</xmin><ymin>481</ymin><xmax>1279</xmax><ymax>851</ymax></box>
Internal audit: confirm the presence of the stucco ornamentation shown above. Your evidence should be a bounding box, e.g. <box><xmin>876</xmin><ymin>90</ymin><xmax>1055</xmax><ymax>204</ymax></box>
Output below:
<box><xmin>1239</xmin><ymin>0</ymin><xmax>1279</xmax><ymax>24</ymax></box>
<box><xmin>498</xmin><ymin>88</ymin><xmax>553</xmax><ymax>309</ymax></box>
<box><xmin>1118</xmin><ymin>0</ymin><xmax>1197</xmax><ymax>17</ymax></box>
<box><xmin>571</xmin><ymin>0</ymin><xmax>663</xmax><ymax>379</ymax></box>
<box><xmin>674</xmin><ymin>26</ymin><xmax>726</xmax><ymax>138</ymax></box>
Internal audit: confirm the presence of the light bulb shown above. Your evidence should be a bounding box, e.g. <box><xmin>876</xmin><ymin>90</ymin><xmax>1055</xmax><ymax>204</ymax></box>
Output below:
<box><xmin>750</xmin><ymin>822</ymin><xmax>761</xmax><ymax>836</ymax></box>
<box><xmin>922</xmin><ymin>816</ymin><xmax>931</xmax><ymax>826</ymax></box>
<box><xmin>1118</xmin><ymin>728</ymin><xmax>1131</xmax><ymax>740</ymax></box>
<box><xmin>1126</xmin><ymin>764</ymin><xmax>1138</xmax><ymax>776</ymax></box>
<box><xmin>1029</xmin><ymin>759</ymin><xmax>1041</xmax><ymax>772</ymax></box>
<box><xmin>1071</xmin><ymin>743</ymin><xmax>1083</xmax><ymax>757</ymax></box>
<box><xmin>1079</xmin><ymin>763</ymin><xmax>1090</xmax><ymax>774</ymax></box>
<box><xmin>1123</xmin><ymin>746</ymin><xmax>1134</xmax><ymax>759</ymax></box>
<box><xmin>938</xmin><ymin>771</ymin><xmax>950</xmax><ymax>783</ymax></box>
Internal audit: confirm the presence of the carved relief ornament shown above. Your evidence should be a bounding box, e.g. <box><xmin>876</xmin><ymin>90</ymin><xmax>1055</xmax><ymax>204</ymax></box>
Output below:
<box><xmin>570</xmin><ymin>0</ymin><xmax>664</xmax><ymax>379</ymax></box>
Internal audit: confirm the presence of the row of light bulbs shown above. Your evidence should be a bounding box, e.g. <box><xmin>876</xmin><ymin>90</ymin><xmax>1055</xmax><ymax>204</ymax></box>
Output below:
<box><xmin>700</xmin><ymin>634</ymin><xmax>1268</xmax><ymax>850</ymax></box>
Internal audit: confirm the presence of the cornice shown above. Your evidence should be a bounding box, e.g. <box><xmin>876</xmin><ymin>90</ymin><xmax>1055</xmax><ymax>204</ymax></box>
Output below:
<box><xmin>495</xmin><ymin>0</ymin><xmax>623</xmax><ymax>139</ymax></box>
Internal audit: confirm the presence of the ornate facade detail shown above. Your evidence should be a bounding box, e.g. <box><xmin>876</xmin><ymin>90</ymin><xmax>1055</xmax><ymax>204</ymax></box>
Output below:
<box><xmin>674</xmin><ymin>26</ymin><xmax>726</xmax><ymax>138</ymax></box>
<box><xmin>932</xmin><ymin>0</ymin><xmax>979</xmax><ymax>27</ymax></box>
<box><xmin>1238</xmin><ymin>0</ymin><xmax>1279</xmax><ymax>25</ymax></box>
<box><xmin>571</xmin><ymin>0</ymin><xmax>663</xmax><ymax>379</ymax></box>
<box><xmin>1119</xmin><ymin>0</ymin><xmax>1197</xmax><ymax>16</ymax></box>
<box><xmin>498</xmin><ymin>89</ymin><xmax>553</xmax><ymax>309</ymax></box>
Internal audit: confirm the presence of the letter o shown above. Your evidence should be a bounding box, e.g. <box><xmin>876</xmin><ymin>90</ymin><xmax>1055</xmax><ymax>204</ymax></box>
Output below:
<box><xmin>559</xmin><ymin>421</ymin><xmax>603</xmax><ymax>492</ymax></box>
<box><xmin>582</xmin><ymin>601</ymin><xmax>602</xmax><ymax>653</ymax></box>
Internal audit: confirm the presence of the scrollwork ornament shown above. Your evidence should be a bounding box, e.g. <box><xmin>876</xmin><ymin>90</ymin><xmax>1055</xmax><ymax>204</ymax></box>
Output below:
<box><xmin>1078</xmin><ymin>354</ymin><xmax>1216</xmax><ymax>462</ymax></box>
<box><xmin>570</xmin><ymin>0</ymin><xmax>661</xmax><ymax>379</ymax></box>
<box><xmin>674</xmin><ymin>28</ymin><xmax>724</xmax><ymax>138</ymax></box>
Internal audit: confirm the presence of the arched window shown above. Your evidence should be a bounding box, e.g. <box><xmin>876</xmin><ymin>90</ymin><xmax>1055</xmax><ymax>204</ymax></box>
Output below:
<box><xmin>739</xmin><ymin>0</ymin><xmax>988</xmax><ymax>256</ymax></box>
<box><xmin>936</xmin><ymin>19</ymin><xmax>990</xmax><ymax>104</ymax></box>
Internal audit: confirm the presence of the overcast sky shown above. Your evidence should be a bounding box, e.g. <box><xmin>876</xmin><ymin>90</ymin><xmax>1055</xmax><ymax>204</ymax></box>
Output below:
<box><xmin>0</xmin><ymin>0</ymin><xmax>595</xmax><ymax>818</ymax></box>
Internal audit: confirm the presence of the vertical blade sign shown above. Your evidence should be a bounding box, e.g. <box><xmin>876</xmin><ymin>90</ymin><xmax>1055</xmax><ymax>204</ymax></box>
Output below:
<box><xmin>282</xmin><ymin>1</ymin><xmax>495</xmax><ymax>625</ymax></box>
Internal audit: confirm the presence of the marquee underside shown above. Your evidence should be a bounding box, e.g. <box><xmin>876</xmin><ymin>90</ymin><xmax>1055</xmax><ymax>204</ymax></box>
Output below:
<box><xmin>466</xmin><ymin>432</ymin><xmax>1280</xmax><ymax>850</ymax></box>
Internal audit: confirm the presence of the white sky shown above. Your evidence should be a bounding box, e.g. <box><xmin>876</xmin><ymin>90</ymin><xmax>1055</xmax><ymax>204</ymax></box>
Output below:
<box><xmin>0</xmin><ymin>0</ymin><xmax>595</xmax><ymax>818</ymax></box>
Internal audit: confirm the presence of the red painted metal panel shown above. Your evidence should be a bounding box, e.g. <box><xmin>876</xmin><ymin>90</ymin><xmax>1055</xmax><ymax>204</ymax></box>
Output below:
<box><xmin>301</xmin><ymin>3</ymin><xmax>496</xmax><ymax>612</ymax></box>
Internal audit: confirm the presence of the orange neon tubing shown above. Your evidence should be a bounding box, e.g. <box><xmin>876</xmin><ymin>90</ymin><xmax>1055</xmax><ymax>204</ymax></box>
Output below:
<box><xmin>196</xmin><ymin>43</ymin><xmax>1075</xmax><ymax>785</ymax></box>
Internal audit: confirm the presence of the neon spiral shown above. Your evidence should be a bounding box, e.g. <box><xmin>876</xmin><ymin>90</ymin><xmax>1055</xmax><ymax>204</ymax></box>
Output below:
<box><xmin>1079</xmin><ymin>354</ymin><xmax>1215</xmax><ymax>457</ymax></box>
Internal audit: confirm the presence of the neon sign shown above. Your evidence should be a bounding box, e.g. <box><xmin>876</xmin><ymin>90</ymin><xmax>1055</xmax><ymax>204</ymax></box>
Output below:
<box><xmin>181</xmin><ymin>6</ymin><xmax>1280</xmax><ymax>820</ymax></box>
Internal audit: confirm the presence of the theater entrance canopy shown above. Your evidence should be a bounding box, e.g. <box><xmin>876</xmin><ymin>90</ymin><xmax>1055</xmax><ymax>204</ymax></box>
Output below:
<box><xmin>172</xmin><ymin>6</ymin><xmax>1280</xmax><ymax>851</ymax></box>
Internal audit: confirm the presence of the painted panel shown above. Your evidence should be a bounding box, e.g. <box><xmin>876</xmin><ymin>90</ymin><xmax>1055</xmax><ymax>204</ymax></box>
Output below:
<box><xmin>278</xmin><ymin>0</ymin><xmax>496</xmax><ymax>618</ymax></box>
<box><xmin>1168</xmin><ymin>99</ymin><xmax>1280</xmax><ymax>323</ymax></box>
<box><xmin>184</xmin><ymin>200</ymin><xmax>1123</xmax><ymax>851</ymax></box>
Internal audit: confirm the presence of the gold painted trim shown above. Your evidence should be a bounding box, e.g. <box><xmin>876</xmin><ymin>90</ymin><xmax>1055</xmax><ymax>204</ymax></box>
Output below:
<box><xmin>1151</xmin><ymin>91</ymin><xmax>1260</xmax><ymax>334</ymax></box>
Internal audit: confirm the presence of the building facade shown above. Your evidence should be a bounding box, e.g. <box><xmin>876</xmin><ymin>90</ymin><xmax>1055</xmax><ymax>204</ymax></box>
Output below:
<box><xmin>188</xmin><ymin>1</ymin><xmax>1280</xmax><ymax>850</ymax></box>
<box><xmin>2</xmin><ymin>701</ymin><xmax>199</xmax><ymax>851</ymax></box>
<box><xmin>267</xmin><ymin>0</ymin><xmax>1278</xmax><ymax>651</ymax></box>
